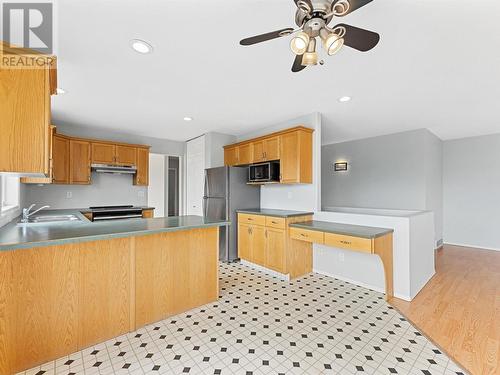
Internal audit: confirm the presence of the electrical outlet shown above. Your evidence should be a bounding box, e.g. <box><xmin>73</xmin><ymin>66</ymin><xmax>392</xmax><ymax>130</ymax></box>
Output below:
<box><xmin>338</xmin><ymin>252</ymin><xmax>345</xmax><ymax>262</ymax></box>
<box><xmin>138</xmin><ymin>190</ymin><xmax>145</xmax><ymax>198</ymax></box>
<box><xmin>66</xmin><ymin>191</ymin><xmax>72</xmax><ymax>199</ymax></box>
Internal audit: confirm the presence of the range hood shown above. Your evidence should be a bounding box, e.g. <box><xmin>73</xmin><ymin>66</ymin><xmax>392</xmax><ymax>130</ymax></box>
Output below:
<box><xmin>91</xmin><ymin>163</ymin><xmax>137</xmax><ymax>174</ymax></box>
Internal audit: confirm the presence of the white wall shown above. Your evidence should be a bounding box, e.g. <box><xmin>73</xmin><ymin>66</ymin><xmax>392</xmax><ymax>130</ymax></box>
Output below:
<box><xmin>237</xmin><ymin>112</ymin><xmax>322</xmax><ymax>212</ymax></box>
<box><xmin>205</xmin><ymin>132</ymin><xmax>236</xmax><ymax>169</ymax></box>
<box><xmin>443</xmin><ymin>133</ymin><xmax>500</xmax><ymax>251</ymax></box>
<box><xmin>186</xmin><ymin>136</ymin><xmax>205</xmax><ymax>216</ymax></box>
<box><xmin>148</xmin><ymin>153</ymin><xmax>165</xmax><ymax>217</ymax></box>
<box><xmin>321</xmin><ymin>129</ymin><xmax>443</xmax><ymax>245</ymax></box>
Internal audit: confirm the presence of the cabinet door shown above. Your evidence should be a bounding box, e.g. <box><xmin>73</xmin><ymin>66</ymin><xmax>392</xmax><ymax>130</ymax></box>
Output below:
<box><xmin>115</xmin><ymin>145</ymin><xmax>137</xmax><ymax>166</ymax></box>
<box><xmin>265</xmin><ymin>228</ymin><xmax>286</xmax><ymax>273</ymax></box>
<box><xmin>91</xmin><ymin>143</ymin><xmax>115</xmax><ymax>164</ymax></box>
<box><xmin>70</xmin><ymin>140</ymin><xmax>91</xmax><ymax>184</ymax></box>
<box><xmin>280</xmin><ymin>132</ymin><xmax>299</xmax><ymax>183</ymax></box>
<box><xmin>264</xmin><ymin>136</ymin><xmax>280</xmax><ymax>161</ymax></box>
<box><xmin>52</xmin><ymin>135</ymin><xmax>70</xmax><ymax>184</ymax></box>
<box><xmin>238</xmin><ymin>223</ymin><xmax>252</xmax><ymax>262</ymax></box>
<box><xmin>224</xmin><ymin>147</ymin><xmax>239</xmax><ymax>166</ymax></box>
<box><xmin>0</xmin><ymin>64</ymin><xmax>50</xmax><ymax>174</ymax></box>
<box><xmin>251</xmin><ymin>225</ymin><xmax>266</xmax><ymax>266</ymax></box>
<box><xmin>252</xmin><ymin>141</ymin><xmax>265</xmax><ymax>163</ymax></box>
<box><xmin>134</xmin><ymin>148</ymin><xmax>149</xmax><ymax>186</ymax></box>
<box><xmin>237</xmin><ymin>144</ymin><xmax>253</xmax><ymax>165</ymax></box>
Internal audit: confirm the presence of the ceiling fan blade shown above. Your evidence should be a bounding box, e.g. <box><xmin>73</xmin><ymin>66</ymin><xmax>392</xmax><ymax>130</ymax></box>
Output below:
<box><xmin>291</xmin><ymin>55</ymin><xmax>306</xmax><ymax>72</ymax></box>
<box><xmin>240</xmin><ymin>28</ymin><xmax>294</xmax><ymax>46</ymax></box>
<box><xmin>332</xmin><ymin>0</ymin><xmax>373</xmax><ymax>16</ymax></box>
<box><xmin>337</xmin><ymin>24</ymin><xmax>380</xmax><ymax>52</ymax></box>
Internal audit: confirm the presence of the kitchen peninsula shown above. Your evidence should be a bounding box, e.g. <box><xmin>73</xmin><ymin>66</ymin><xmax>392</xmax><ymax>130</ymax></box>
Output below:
<box><xmin>0</xmin><ymin>214</ymin><xmax>228</xmax><ymax>374</ymax></box>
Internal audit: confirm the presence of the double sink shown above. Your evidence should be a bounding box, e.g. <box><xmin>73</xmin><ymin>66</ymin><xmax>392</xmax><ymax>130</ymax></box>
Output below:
<box><xmin>17</xmin><ymin>214</ymin><xmax>81</xmax><ymax>227</ymax></box>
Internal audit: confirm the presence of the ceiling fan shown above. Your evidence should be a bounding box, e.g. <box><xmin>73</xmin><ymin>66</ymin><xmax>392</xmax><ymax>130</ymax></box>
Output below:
<box><xmin>240</xmin><ymin>0</ymin><xmax>380</xmax><ymax>72</ymax></box>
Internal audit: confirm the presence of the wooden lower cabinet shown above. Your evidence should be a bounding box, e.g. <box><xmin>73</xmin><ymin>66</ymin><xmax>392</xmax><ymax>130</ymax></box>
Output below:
<box><xmin>237</xmin><ymin>213</ymin><xmax>312</xmax><ymax>276</ymax></box>
<box><xmin>265</xmin><ymin>227</ymin><xmax>286</xmax><ymax>273</ymax></box>
<box><xmin>0</xmin><ymin>227</ymin><xmax>219</xmax><ymax>375</ymax></box>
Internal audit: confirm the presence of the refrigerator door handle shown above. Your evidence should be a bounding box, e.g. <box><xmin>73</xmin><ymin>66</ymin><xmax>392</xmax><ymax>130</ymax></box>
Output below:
<box><xmin>204</xmin><ymin>170</ymin><xmax>209</xmax><ymax>198</ymax></box>
<box><xmin>202</xmin><ymin>197</ymin><xmax>207</xmax><ymax>217</ymax></box>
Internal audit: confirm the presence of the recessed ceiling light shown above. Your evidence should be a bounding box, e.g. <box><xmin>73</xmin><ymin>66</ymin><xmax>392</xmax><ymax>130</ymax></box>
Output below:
<box><xmin>339</xmin><ymin>96</ymin><xmax>351</xmax><ymax>103</ymax></box>
<box><xmin>56</xmin><ymin>88</ymin><xmax>66</xmax><ymax>94</ymax></box>
<box><xmin>130</xmin><ymin>39</ymin><xmax>153</xmax><ymax>54</ymax></box>
<box><xmin>183</xmin><ymin>117</ymin><xmax>193</xmax><ymax>122</ymax></box>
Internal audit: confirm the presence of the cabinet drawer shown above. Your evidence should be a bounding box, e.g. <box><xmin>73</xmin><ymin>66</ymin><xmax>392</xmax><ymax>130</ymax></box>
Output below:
<box><xmin>324</xmin><ymin>233</ymin><xmax>373</xmax><ymax>253</ymax></box>
<box><xmin>266</xmin><ymin>216</ymin><xmax>285</xmax><ymax>229</ymax></box>
<box><xmin>238</xmin><ymin>213</ymin><xmax>266</xmax><ymax>226</ymax></box>
<box><xmin>290</xmin><ymin>227</ymin><xmax>324</xmax><ymax>244</ymax></box>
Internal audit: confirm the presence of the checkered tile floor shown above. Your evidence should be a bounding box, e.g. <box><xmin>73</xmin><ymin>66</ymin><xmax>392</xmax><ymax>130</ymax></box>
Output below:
<box><xmin>19</xmin><ymin>262</ymin><xmax>467</xmax><ymax>375</ymax></box>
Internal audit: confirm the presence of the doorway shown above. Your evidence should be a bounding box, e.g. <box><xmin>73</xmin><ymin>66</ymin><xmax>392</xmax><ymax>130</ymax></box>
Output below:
<box><xmin>148</xmin><ymin>154</ymin><xmax>182</xmax><ymax>217</ymax></box>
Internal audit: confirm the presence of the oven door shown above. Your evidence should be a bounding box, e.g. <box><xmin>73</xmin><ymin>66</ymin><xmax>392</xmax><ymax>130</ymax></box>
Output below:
<box><xmin>249</xmin><ymin>163</ymin><xmax>270</xmax><ymax>182</ymax></box>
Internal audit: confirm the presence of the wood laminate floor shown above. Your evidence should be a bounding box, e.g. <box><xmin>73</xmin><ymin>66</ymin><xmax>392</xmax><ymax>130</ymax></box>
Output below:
<box><xmin>391</xmin><ymin>245</ymin><xmax>500</xmax><ymax>375</ymax></box>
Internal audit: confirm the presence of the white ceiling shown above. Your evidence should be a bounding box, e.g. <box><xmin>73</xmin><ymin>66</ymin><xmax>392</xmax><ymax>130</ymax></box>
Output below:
<box><xmin>52</xmin><ymin>0</ymin><xmax>500</xmax><ymax>145</ymax></box>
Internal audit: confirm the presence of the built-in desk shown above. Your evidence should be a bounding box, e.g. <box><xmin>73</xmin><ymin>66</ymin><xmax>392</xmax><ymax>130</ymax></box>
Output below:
<box><xmin>289</xmin><ymin>221</ymin><xmax>394</xmax><ymax>301</ymax></box>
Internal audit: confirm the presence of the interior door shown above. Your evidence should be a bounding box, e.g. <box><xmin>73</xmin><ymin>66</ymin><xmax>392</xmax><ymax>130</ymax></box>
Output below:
<box><xmin>186</xmin><ymin>136</ymin><xmax>205</xmax><ymax>215</ymax></box>
<box><xmin>147</xmin><ymin>153</ymin><xmax>165</xmax><ymax>218</ymax></box>
<box><xmin>265</xmin><ymin>228</ymin><xmax>286</xmax><ymax>273</ymax></box>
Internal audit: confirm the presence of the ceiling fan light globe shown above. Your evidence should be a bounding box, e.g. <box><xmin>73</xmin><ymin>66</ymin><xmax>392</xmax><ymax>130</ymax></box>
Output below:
<box><xmin>323</xmin><ymin>34</ymin><xmax>344</xmax><ymax>56</ymax></box>
<box><xmin>302</xmin><ymin>51</ymin><xmax>318</xmax><ymax>66</ymax></box>
<box><xmin>290</xmin><ymin>32</ymin><xmax>310</xmax><ymax>55</ymax></box>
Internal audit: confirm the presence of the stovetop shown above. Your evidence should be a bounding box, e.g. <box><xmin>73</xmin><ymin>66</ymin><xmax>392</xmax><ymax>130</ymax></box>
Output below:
<box><xmin>89</xmin><ymin>205</ymin><xmax>135</xmax><ymax>210</ymax></box>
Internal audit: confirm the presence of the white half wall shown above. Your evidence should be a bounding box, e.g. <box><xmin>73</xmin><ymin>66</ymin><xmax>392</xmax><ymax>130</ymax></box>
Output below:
<box><xmin>237</xmin><ymin>112</ymin><xmax>322</xmax><ymax>212</ymax></box>
<box><xmin>443</xmin><ymin>133</ymin><xmax>500</xmax><ymax>251</ymax></box>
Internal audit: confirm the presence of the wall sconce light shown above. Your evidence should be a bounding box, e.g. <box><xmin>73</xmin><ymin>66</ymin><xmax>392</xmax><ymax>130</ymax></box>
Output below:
<box><xmin>334</xmin><ymin>162</ymin><xmax>348</xmax><ymax>172</ymax></box>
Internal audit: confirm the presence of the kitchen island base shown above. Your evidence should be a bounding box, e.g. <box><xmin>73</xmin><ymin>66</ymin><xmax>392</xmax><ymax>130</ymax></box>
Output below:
<box><xmin>0</xmin><ymin>227</ymin><xmax>219</xmax><ymax>375</ymax></box>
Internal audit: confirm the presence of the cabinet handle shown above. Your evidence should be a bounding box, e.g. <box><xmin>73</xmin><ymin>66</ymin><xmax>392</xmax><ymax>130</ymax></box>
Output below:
<box><xmin>272</xmin><ymin>221</ymin><xmax>277</xmax><ymax>224</ymax></box>
<box><xmin>340</xmin><ymin>240</ymin><xmax>352</xmax><ymax>245</ymax></box>
<box><xmin>247</xmin><ymin>218</ymin><xmax>253</xmax><ymax>221</ymax></box>
<box><xmin>300</xmin><ymin>233</ymin><xmax>308</xmax><ymax>237</ymax></box>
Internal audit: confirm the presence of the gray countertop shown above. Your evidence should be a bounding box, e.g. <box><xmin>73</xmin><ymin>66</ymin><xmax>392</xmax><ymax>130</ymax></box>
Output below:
<box><xmin>289</xmin><ymin>221</ymin><xmax>393</xmax><ymax>239</ymax></box>
<box><xmin>236</xmin><ymin>208</ymin><xmax>313</xmax><ymax>218</ymax></box>
<box><xmin>0</xmin><ymin>209</ymin><xmax>229</xmax><ymax>251</ymax></box>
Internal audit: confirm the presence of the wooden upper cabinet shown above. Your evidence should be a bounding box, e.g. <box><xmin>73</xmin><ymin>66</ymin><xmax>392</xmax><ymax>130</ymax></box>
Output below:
<box><xmin>52</xmin><ymin>135</ymin><xmax>70</xmax><ymax>184</ymax></box>
<box><xmin>134</xmin><ymin>148</ymin><xmax>149</xmax><ymax>186</ymax></box>
<box><xmin>91</xmin><ymin>143</ymin><xmax>115</xmax><ymax>164</ymax></box>
<box><xmin>224</xmin><ymin>146</ymin><xmax>239</xmax><ymax>166</ymax></box>
<box><xmin>223</xmin><ymin>126</ymin><xmax>313</xmax><ymax>184</ymax></box>
<box><xmin>20</xmin><ymin>125</ymin><xmax>56</xmax><ymax>184</ymax></box>
<box><xmin>238</xmin><ymin>143</ymin><xmax>253</xmax><ymax>165</ymax></box>
<box><xmin>252</xmin><ymin>141</ymin><xmax>265</xmax><ymax>163</ymax></box>
<box><xmin>69</xmin><ymin>140</ymin><xmax>91</xmax><ymax>184</ymax></box>
<box><xmin>115</xmin><ymin>145</ymin><xmax>137</xmax><ymax>166</ymax></box>
<box><xmin>264</xmin><ymin>136</ymin><xmax>280</xmax><ymax>161</ymax></box>
<box><xmin>280</xmin><ymin>129</ymin><xmax>313</xmax><ymax>184</ymax></box>
<box><xmin>0</xmin><ymin>60</ymin><xmax>52</xmax><ymax>175</ymax></box>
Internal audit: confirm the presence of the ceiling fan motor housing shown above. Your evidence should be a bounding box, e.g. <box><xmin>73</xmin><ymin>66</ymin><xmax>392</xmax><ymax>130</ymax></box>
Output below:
<box><xmin>295</xmin><ymin>0</ymin><xmax>336</xmax><ymax>27</ymax></box>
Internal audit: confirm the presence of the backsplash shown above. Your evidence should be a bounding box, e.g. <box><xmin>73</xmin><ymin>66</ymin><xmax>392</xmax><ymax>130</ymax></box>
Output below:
<box><xmin>21</xmin><ymin>173</ymin><xmax>148</xmax><ymax>209</ymax></box>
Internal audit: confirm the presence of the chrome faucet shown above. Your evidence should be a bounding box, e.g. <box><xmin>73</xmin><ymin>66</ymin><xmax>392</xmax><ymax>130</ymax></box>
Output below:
<box><xmin>21</xmin><ymin>204</ymin><xmax>50</xmax><ymax>223</ymax></box>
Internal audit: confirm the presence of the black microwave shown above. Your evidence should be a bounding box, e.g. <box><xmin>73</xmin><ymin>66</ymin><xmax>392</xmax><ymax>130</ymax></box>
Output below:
<box><xmin>248</xmin><ymin>162</ymin><xmax>280</xmax><ymax>183</ymax></box>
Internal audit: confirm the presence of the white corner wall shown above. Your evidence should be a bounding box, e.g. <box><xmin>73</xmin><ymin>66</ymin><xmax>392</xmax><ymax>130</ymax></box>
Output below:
<box><xmin>443</xmin><ymin>133</ymin><xmax>500</xmax><ymax>251</ymax></box>
<box><xmin>237</xmin><ymin>112</ymin><xmax>322</xmax><ymax>212</ymax></box>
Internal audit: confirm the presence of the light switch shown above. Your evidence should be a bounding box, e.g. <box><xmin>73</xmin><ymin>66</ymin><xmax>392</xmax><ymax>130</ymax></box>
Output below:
<box><xmin>66</xmin><ymin>191</ymin><xmax>72</xmax><ymax>199</ymax></box>
<box><xmin>138</xmin><ymin>190</ymin><xmax>145</xmax><ymax>198</ymax></box>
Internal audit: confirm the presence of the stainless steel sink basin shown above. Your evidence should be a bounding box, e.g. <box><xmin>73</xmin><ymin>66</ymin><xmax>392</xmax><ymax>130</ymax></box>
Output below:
<box><xmin>17</xmin><ymin>214</ymin><xmax>81</xmax><ymax>226</ymax></box>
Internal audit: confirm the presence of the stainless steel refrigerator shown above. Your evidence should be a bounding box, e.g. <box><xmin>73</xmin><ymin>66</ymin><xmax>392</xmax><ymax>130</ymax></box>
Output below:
<box><xmin>203</xmin><ymin>166</ymin><xmax>260</xmax><ymax>262</ymax></box>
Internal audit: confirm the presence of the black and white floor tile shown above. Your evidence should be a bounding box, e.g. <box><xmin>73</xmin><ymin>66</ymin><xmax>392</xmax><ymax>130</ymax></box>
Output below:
<box><xmin>19</xmin><ymin>262</ymin><xmax>467</xmax><ymax>375</ymax></box>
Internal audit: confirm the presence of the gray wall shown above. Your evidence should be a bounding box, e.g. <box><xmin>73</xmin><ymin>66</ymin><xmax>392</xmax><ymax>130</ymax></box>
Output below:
<box><xmin>443</xmin><ymin>133</ymin><xmax>500</xmax><ymax>250</ymax></box>
<box><xmin>21</xmin><ymin>124</ymin><xmax>185</xmax><ymax>210</ymax></box>
<box><xmin>54</xmin><ymin>123</ymin><xmax>185</xmax><ymax>156</ymax></box>
<box><xmin>22</xmin><ymin>173</ymin><xmax>147</xmax><ymax>209</ymax></box>
<box><xmin>205</xmin><ymin>132</ymin><xmax>236</xmax><ymax>169</ymax></box>
<box><xmin>321</xmin><ymin>129</ymin><xmax>443</xmax><ymax>244</ymax></box>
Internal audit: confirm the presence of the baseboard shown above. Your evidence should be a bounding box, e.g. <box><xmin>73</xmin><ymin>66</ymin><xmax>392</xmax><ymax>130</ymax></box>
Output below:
<box><xmin>240</xmin><ymin>260</ymin><xmax>290</xmax><ymax>281</ymax></box>
<box><xmin>313</xmin><ymin>268</ymin><xmax>412</xmax><ymax>302</ymax></box>
<box><xmin>444</xmin><ymin>242</ymin><xmax>500</xmax><ymax>252</ymax></box>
